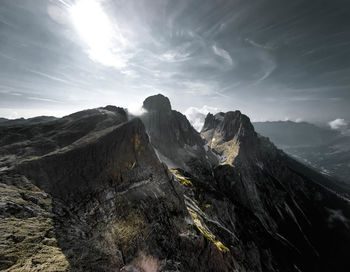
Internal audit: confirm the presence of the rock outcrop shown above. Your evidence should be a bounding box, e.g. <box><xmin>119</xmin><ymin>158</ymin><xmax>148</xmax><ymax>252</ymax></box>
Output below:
<box><xmin>201</xmin><ymin>111</ymin><xmax>258</xmax><ymax>164</ymax></box>
<box><xmin>141</xmin><ymin>94</ymin><xmax>218</xmax><ymax>174</ymax></box>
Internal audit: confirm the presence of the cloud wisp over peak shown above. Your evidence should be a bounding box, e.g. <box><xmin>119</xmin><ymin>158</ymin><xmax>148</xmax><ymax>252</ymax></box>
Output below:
<box><xmin>185</xmin><ymin>105</ymin><xmax>220</xmax><ymax>132</ymax></box>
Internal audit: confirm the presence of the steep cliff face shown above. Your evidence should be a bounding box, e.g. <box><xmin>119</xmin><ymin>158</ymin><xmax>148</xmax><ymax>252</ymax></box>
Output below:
<box><xmin>198</xmin><ymin>111</ymin><xmax>350</xmax><ymax>272</ymax></box>
<box><xmin>141</xmin><ymin>94</ymin><xmax>218</xmax><ymax>174</ymax></box>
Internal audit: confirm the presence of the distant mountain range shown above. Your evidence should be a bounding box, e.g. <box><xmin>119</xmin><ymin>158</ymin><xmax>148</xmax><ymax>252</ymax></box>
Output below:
<box><xmin>253</xmin><ymin>121</ymin><xmax>350</xmax><ymax>184</ymax></box>
<box><xmin>1</xmin><ymin>95</ymin><xmax>350</xmax><ymax>271</ymax></box>
<box><xmin>0</xmin><ymin>116</ymin><xmax>57</xmax><ymax>127</ymax></box>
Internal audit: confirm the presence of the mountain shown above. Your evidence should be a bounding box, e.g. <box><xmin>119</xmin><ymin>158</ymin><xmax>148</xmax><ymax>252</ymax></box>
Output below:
<box><xmin>0</xmin><ymin>118</ymin><xmax>8</xmax><ymax>123</ymax></box>
<box><xmin>0</xmin><ymin>106</ymin><xmax>126</xmax><ymax>171</ymax></box>
<box><xmin>253</xmin><ymin>121</ymin><xmax>350</xmax><ymax>184</ymax></box>
<box><xmin>200</xmin><ymin>112</ymin><xmax>350</xmax><ymax>271</ymax></box>
<box><xmin>0</xmin><ymin>116</ymin><xmax>57</xmax><ymax>127</ymax></box>
<box><xmin>1</xmin><ymin>95</ymin><xmax>350</xmax><ymax>271</ymax></box>
<box><xmin>0</xmin><ymin>105</ymin><xmax>206</xmax><ymax>271</ymax></box>
<box><xmin>253</xmin><ymin>121</ymin><xmax>340</xmax><ymax>148</ymax></box>
<box><xmin>141</xmin><ymin>94</ymin><xmax>218</xmax><ymax>174</ymax></box>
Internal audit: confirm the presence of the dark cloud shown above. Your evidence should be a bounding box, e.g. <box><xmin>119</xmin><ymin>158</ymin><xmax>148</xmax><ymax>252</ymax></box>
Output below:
<box><xmin>0</xmin><ymin>0</ymin><xmax>349</xmax><ymax>123</ymax></box>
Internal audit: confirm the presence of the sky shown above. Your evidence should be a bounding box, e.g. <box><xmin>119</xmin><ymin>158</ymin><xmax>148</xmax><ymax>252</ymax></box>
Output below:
<box><xmin>0</xmin><ymin>0</ymin><xmax>350</xmax><ymax>127</ymax></box>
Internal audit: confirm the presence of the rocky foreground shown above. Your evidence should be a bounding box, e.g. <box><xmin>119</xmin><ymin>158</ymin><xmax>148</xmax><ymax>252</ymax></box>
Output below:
<box><xmin>1</xmin><ymin>94</ymin><xmax>350</xmax><ymax>272</ymax></box>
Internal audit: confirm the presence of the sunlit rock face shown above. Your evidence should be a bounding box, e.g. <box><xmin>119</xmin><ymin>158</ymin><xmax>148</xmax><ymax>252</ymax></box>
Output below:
<box><xmin>201</xmin><ymin>111</ymin><xmax>259</xmax><ymax>164</ymax></box>
<box><xmin>1</xmin><ymin>94</ymin><xmax>350</xmax><ymax>272</ymax></box>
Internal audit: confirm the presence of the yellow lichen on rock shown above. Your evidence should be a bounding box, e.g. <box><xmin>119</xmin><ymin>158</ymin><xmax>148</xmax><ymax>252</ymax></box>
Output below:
<box><xmin>177</xmin><ymin>176</ymin><xmax>194</xmax><ymax>187</ymax></box>
<box><xmin>168</xmin><ymin>168</ymin><xmax>179</xmax><ymax>174</ymax></box>
<box><xmin>169</xmin><ymin>169</ymin><xmax>194</xmax><ymax>187</ymax></box>
<box><xmin>201</xmin><ymin>200</ymin><xmax>212</xmax><ymax>209</ymax></box>
<box><xmin>0</xmin><ymin>182</ymin><xmax>70</xmax><ymax>272</ymax></box>
<box><xmin>188</xmin><ymin>210</ymin><xmax>229</xmax><ymax>252</ymax></box>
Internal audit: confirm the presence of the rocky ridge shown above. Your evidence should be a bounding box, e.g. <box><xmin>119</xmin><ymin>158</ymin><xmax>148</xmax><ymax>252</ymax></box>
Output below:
<box><xmin>0</xmin><ymin>104</ymin><xmax>229</xmax><ymax>271</ymax></box>
<box><xmin>0</xmin><ymin>95</ymin><xmax>350</xmax><ymax>271</ymax></box>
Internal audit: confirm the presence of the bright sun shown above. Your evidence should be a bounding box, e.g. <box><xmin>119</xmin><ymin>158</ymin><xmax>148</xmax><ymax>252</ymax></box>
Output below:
<box><xmin>69</xmin><ymin>0</ymin><xmax>127</xmax><ymax>68</ymax></box>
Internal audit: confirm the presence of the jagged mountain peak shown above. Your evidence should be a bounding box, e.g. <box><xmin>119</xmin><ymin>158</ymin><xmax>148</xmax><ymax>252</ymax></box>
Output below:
<box><xmin>102</xmin><ymin>105</ymin><xmax>127</xmax><ymax>115</ymax></box>
<box><xmin>201</xmin><ymin>110</ymin><xmax>258</xmax><ymax>165</ymax></box>
<box><xmin>142</xmin><ymin>93</ymin><xmax>172</xmax><ymax>112</ymax></box>
<box><xmin>141</xmin><ymin>94</ymin><xmax>218</xmax><ymax>174</ymax></box>
<box><xmin>202</xmin><ymin>110</ymin><xmax>255</xmax><ymax>141</ymax></box>
<box><xmin>201</xmin><ymin>112</ymin><xmax>225</xmax><ymax>132</ymax></box>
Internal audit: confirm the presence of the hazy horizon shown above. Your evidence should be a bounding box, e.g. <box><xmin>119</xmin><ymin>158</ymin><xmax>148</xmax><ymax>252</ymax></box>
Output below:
<box><xmin>2</xmin><ymin>92</ymin><xmax>348</xmax><ymax>135</ymax></box>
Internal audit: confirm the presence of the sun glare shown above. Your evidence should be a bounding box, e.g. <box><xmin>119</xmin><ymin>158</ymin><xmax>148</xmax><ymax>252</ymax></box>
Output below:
<box><xmin>69</xmin><ymin>0</ymin><xmax>127</xmax><ymax>68</ymax></box>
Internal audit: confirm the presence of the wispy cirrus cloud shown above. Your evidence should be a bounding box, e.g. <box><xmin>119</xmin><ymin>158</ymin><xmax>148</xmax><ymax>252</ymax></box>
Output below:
<box><xmin>212</xmin><ymin>44</ymin><xmax>233</xmax><ymax>66</ymax></box>
<box><xmin>0</xmin><ymin>0</ymin><xmax>349</xmax><ymax>124</ymax></box>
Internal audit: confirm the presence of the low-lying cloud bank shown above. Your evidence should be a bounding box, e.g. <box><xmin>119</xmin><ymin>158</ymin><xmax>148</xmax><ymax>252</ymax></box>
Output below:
<box><xmin>329</xmin><ymin>118</ymin><xmax>349</xmax><ymax>135</ymax></box>
<box><xmin>329</xmin><ymin>118</ymin><xmax>348</xmax><ymax>130</ymax></box>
